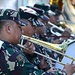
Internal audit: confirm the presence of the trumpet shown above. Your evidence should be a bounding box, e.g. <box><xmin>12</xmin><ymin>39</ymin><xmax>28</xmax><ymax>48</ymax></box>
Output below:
<box><xmin>48</xmin><ymin>21</ymin><xmax>75</xmax><ymax>37</ymax></box>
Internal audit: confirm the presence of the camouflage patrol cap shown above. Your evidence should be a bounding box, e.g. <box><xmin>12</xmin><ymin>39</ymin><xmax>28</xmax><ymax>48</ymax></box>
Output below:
<box><xmin>50</xmin><ymin>4</ymin><xmax>61</xmax><ymax>15</ymax></box>
<box><xmin>0</xmin><ymin>9</ymin><xmax>28</xmax><ymax>26</ymax></box>
<box><xmin>34</xmin><ymin>3</ymin><xmax>50</xmax><ymax>13</ymax></box>
<box><xmin>19</xmin><ymin>7</ymin><xmax>44</xmax><ymax>27</ymax></box>
<box><xmin>34</xmin><ymin>3</ymin><xmax>58</xmax><ymax>16</ymax></box>
<box><xmin>26</xmin><ymin>6</ymin><xmax>50</xmax><ymax>21</ymax></box>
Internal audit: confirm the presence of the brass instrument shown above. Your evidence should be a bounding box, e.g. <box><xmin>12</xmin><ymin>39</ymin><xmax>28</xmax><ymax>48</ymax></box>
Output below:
<box><xmin>49</xmin><ymin>0</ymin><xmax>63</xmax><ymax>11</ymax></box>
<box><xmin>48</xmin><ymin>21</ymin><xmax>75</xmax><ymax>37</ymax></box>
<box><xmin>18</xmin><ymin>39</ymin><xmax>75</xmax><ymax>66</ymax></box>
<box><xmin>22</xmin><ymin>35</ymin><xmax>63</xmax><ymax>51</ymax></box>
<box><xmin>50</xmin><ymin>0</ymin><xmax>59</xmax><ymax>5</ymax></box>
<box><xmin>48</xmin><ymin>21</ymin><xmax>64</xmax><ymax>36</ymax></box>
<box><xmin>18</xmin><ymin>44</ymin><xmax>65</xmax><ymax>66</ymax></box>
<box><xmin>18</xmin><ymin>35</ymin><xmax>75</xmax><ymax>65</ymax></box>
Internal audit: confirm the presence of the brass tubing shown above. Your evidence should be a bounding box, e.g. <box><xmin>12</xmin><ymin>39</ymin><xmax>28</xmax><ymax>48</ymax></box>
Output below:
<box><xmin>21</xmin><ymin>35</ymin><xmax>75</xmax><ymax>63</ymax></box>
<box><xmin>18</xmin><ymin>44</ymin><xmax>65</xmax><ymax>66</ymax></box>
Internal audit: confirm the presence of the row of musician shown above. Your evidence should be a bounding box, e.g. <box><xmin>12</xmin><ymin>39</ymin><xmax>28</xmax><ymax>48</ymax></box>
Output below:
<box><xmin>0</xmin><ymin>2</ymin><xmax>75</xmax><ymax>75</ymax></box>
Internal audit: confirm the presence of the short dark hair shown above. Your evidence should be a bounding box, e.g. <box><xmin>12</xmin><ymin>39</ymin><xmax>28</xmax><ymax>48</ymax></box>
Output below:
<box><xmin>0</xmin><ymin>20</ymin><xmax>13</xmax><ymax>32</ymax></box>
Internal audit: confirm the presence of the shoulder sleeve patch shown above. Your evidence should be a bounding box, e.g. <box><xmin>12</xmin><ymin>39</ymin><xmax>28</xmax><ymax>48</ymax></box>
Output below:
<box><xmin>0</xmin><ymin>40</ymin><xmax>4</xmax><ymax>49</ymax></box>
<box><xmin>16</xmin><ymin>54</ymin><xmax>24</xmax><ymax>62</ymax></box>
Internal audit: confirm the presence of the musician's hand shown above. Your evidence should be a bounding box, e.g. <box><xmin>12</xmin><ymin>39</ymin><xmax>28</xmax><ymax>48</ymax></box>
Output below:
<box><xmin>39</xmin><ymin>57</ymin><xmax>48</xmax><ymax>69</ymax></box>
<box><xmin>47</xmin><ymin>67</ymin><xmax>56</xmax><ymax>73</ymax></box>
<box><xmin>62</xmin><ymin>28</ymin><xmax>72</xmax><ymax>40</ymax></box>
<box><xmin>63</xmin><ymin>64</ymin><xmax>75</xmax><ymax>75</ymax></box>
<box><xmin>23</xmin><ymin>41</ymin><xmax>35</xmax><ymax>54</ymax></box>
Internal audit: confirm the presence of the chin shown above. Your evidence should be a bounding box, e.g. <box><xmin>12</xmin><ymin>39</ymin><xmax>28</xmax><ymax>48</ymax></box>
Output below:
<box><xmin>14</xmin><ymin>40</ymin><xmax>20</xmax><ymax>45</ymax></box>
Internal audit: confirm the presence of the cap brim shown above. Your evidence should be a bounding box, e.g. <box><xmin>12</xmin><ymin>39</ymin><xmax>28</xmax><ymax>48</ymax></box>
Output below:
<box><xmin>48</xmin><ymin>10</ymin><xmax>56</xmax><ymax>16</ymax></box>
<box><xmin>40</xmin><ymin>14</ymin><xmax>50</xmax><ymax>21</ymax></box>
<box><xmin>35</xmin><ymin>20</ymin><xmax>44</xmax><ymax>27</ymax></box>
<box><xmin>30</xmin><ymin>19</ymin><xmax>44</xmax><ymax>27</ymax></box>
<box><xmin>15</xmin><ymin>19</ymin><xmax>28</xmax><ymax>26</ymax></box>
<box><xmin>54</xmin><ymin>10</ymin><xmax>61</xmax><ymax>15</ymax></box>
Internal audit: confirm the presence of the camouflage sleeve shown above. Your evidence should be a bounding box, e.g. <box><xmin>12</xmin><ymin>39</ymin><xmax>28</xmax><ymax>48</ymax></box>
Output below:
<box><xmin>0</xmin><ymin>41</ymin><xmax>67</xmax><ymax>75</ymax></box>
<box><xmin>0</xmin><ymin>42</ymin><xmax>56</xmax><ymax>75</ymax></box>
<box><xmin>54</xmin><ymin>69</ymin><xmax>67</xmax><ymax>75</ymax></box>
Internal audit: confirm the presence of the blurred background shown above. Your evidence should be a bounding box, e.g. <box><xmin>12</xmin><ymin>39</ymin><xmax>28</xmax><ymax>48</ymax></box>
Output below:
<box><xmin>0</xmin><ymin>0</ymin><xmax>49</xmax><ymax>10</ymax></box>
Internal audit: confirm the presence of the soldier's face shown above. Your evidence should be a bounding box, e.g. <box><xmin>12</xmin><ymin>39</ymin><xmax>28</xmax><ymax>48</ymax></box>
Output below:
<box><xmin>21</xmin><ymin>19</ymin><xmax>35</xmax><ymax>37</ymax></box>
<box><xmin>10</xmin><ymin>21</ymin><xmax>22</xmax><ymax>44</ymax></box>
<box><xmin>35</xmin><ymin>26</ymin><xmax>46</xmax><ymax>35</ymax></box>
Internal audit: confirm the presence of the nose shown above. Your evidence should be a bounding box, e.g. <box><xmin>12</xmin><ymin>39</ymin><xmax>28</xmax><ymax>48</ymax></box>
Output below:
<box><xmin>21</xmin><ymin>29</ymin><xmax>24</xmax><ymax>34</ymax></box>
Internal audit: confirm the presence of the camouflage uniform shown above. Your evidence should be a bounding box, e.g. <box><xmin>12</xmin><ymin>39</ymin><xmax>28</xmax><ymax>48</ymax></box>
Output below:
<box><xmin>0</xmin><ymin>40</ymin><xmax>56</xmax><ymax>75</ymax></box>
<box><xmin>0</xmin><ymin>40</ymin><xmax>67</xmax><ymax>75</ymax></box>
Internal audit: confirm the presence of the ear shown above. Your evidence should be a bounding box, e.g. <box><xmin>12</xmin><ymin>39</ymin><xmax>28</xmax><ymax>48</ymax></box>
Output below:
<box><xmin>33</xmin><ymin>26</ymin><xmax>37</xmax><ymax>33</ymax></box>
<box><xmin>5</xmin><ymin>25</ymin><xmax>12</xmax><ymax>34</ymax></box>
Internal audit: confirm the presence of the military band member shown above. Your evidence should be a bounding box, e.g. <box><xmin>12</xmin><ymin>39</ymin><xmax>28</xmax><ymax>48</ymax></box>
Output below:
<box><xmin>0</xmin><ymin>9</ymin><xmax>56</xmax><ymax>75</ymax></box>
<box><xmin>0</xmin><ymin>9</ymin><xmax>75</xmax><ymax>75</ymax></box>
<box><xmin>18</xmin><ymin>7</ymin><xmax>75</xmax><ymax>75</ymax></box>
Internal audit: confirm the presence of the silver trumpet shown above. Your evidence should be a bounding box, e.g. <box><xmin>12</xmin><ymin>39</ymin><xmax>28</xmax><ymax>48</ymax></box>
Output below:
<box><xmin>48</xmin><ymin>21</ymin><xmax>75</xmax><ymax>37</ymax></box>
